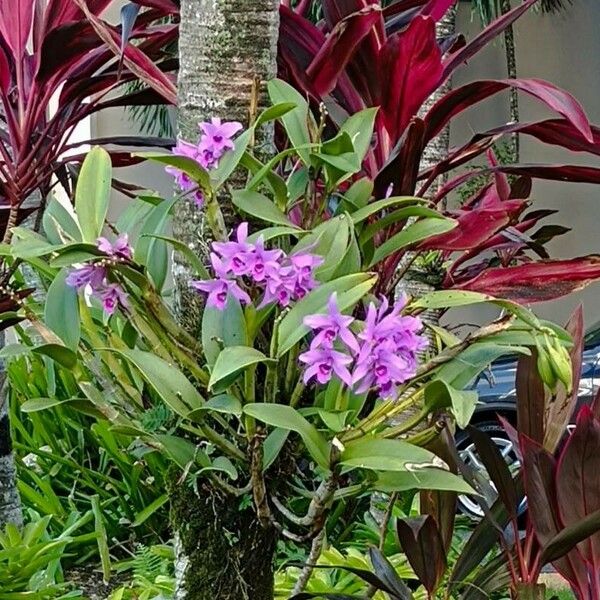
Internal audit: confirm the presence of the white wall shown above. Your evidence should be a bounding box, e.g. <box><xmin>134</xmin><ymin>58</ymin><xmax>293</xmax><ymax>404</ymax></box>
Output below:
<box><xmin>91</xmin><ymin>0</ymin><xmax>600</xmax><ymax>326</ymax></box>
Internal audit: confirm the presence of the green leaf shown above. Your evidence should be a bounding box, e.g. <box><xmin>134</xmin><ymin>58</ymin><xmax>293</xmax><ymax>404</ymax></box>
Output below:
<box><xmin>244</xmin><ymin>403</ymin><xmax>330</xmax><ymax>470</ymax></box>
<box><xmin>231</xmin><ymin>190</ymin><xmax>297</xmax><ymax>227</ymax></box>
<box><xmin>75</xmin><ymin>147</ymin><xmax>112</xmax><ymax>242</ymax></box>
<box><xmin>132</xmin><ymin>494</ymin><xmax>169</xmax><ymax>527</ymax></box>
<box><xmin>11</xmin><ymin>228</ymin><xmax>59</xmax><ymax>258</ymax></box>
<box><xmin>247</xmin><ymin>226</ymin><xmax>303</xmax><ymax>243</ymax></box>
<box><xmin>359</xmin><ymin>206</ymin><xmax>444</xmax><ymax>244</ymax></box>
<box><xmin>141</xmin><ymin>234</ymin><xmax>209</xmax><ymax>279</ymax></box>
<box><xmin>209</xmin><ymin>346</ymin><xmax>272</xmax><ymax>391</ymax></box>
<box><xmin>188</xmin><ymin>394</ymin><xmax>242</xmax><ymax>419</ymax></box>
<box><xmin>263</xmin><ymin>428</ymin><xmax>290</xmax><ymax>470</ymax></box>
<box><xmin>240</xmin><ymin>152</ymin><xmax>289</xmax><ymax>207</ymax></box>
<box><xmin>424</xmin><ymin>380</ymin><xmax>479</xmax><ymax>429</ymax></box>
<box><xmin>267</xmin><ymin>79</ymin><xmax>312</xmax><ymax>164</ymax></box>
<box><xmin>154</xmin><ymin>434</ymin><xmax>207</xmax><ymax>470</ymax></box>
<box><xmin>211</xmin><ymin>128</ymin><xmax>253</xmax><ymax>188</ymax></box>
<box><xmin>277</xmin><ymin>273</ymin><xmax>377</xmax><ymax>357</ymax></box>
<box><xmin>343</xmin><ymin>178</ymin><xmax>373</xmax><ymax>210</ymax></box>
<box><xmin>202</xmin><ymin>295</ymin><xmax>247</xmax><ymax>367</ymax></box>
<box><xmin>293</xmin><ymin>215</ymin><xmax>351</xmax><ymax>282</ymax></box>
<box><xmin>107</xmin><ymin>349</ymin><xmax>205</xmax><ymax>417</ymax></box>
<box><xmin>350</xmin><ymin>196</ymin><xmax>426</xmax><ymax>225</ymax></box>
<box><xmin>201</xmin><ymin>456</ymin><xmax>238</xmax><ymax>480</ymax></box>
<box><xmin>369</xmin><ymin>217</ymin><xmax>456</xmax><ymax>267</ymax></box>
<box><xmin>340</xmin><ymin>438</ymin><xmax>438</xmax><ymax>472</ymax></box>
<box><xmin>20</xmin><ymin>397</ymin><xmax>83</xmax><ymax>413</ymax></box>
<box><xmin>45</xmin><ymin>269</ymin><xmax>80</xmax><ymax>349</ymax></box>
<box><xmin>375</xmin><ymin>469</ymin><xmax>475</xmax><ymax>494</ymax></box>
<box><xmin>137</xmin><ymin>152</ymin><xmax>211</xmax><ymax>192</ymax></box>
<box><xmin>339</xmin><ymin>107</ymin><xmax>378</xmax><ymax>163</ymax></box>
<box><xmin>43</xmin><ymin>197</ymin><xmax>83</xmax><ymax>243</ymax></box>
<box><xmin>255</xmin><ymin>102</ymin><xmax>297</xmax><ymax>128</ymax></box>
<box><xmin>32</xmin><ymin>344</ymin><xmax>78</xmax><ymax>369</ymax></box>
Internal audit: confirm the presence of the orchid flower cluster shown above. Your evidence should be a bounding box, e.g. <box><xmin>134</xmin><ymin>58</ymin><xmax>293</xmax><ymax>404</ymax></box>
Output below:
<box><xmin>191</xmin><ymin>222</ymin><xmax>323</xmax><ymax>310</ymax></box>
<box><xmin>299</xmin><ymin>294</ymin><xmax>428</xmax><ymax>400</ymax></box>
<box><xmin>66</xmin><ymin>235</ymin><xmax>132</xmax><ymax>315</ymax></box>
<box><xmin>166</xmin><ymin>118</ymin><xmax>243</xmax><ymax>207</ymax></box>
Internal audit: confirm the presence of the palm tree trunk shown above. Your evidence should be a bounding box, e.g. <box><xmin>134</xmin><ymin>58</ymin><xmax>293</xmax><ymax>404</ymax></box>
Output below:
<box><xmin>501</xmin><ymin>0</ymin><xmax>520</xmax><ymax>162</ymax></box>
<box><xmin>172</xmin><ymin>2</ymin><xmax>279</xmax><ymax>598</ymax></box>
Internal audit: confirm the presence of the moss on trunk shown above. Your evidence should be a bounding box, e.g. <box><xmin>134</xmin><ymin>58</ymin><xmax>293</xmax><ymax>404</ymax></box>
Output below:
<box><xmin>170</xmin><ymin>480</ymin><xmax>278</xmax><ymax>600</ymax></box>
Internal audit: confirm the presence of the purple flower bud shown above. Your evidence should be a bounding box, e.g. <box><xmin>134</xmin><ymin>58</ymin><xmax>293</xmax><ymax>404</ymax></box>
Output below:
<box><xmin>97</xmin><ymin>233</ymin><xmax>133</xmax><ymax>260</ymax></box>
<box><xmin>100</xmin><ymin>283</ymin><xmax>128</xmax><ymax>316</ymax></box>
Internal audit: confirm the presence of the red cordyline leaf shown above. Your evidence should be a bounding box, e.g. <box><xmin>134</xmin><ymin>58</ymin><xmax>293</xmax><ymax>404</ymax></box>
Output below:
<box><xmin>420</xmin><ymin>0</ymin><xmax>456</xmax><ymax>21</ymax></box>
<box><xmin>0</xmin><ymin>0</ymin><xmax>34</xmax><ymax>59</ymax></box>
<box><xmin>73</xmin><ymin>0</ymin><xmax>177</xmax><ymax>105</ymax></box>
<box><xmin>43</xmin><ymin>0</ymin><xmax>112</xmax><ymax>35</ymax></box>
<box><xmin>418</xmin><ymin>199</ymin><xmax>525</xmax><ymax>251</ymax></box>
<box><xmin>456</xmin><ymin>257</ymin><xmax>600</xmax><ymax>303</ymax></box>
<box><xmin>424</xmin><ymin>78</ymin><xmax>593</xmax><ymax>145</ymax></box>
<box><xmin>307</xmin><ymin>6</ymin><xmax>382</xmax><ymax>96</ymax></box>
<box><xmin>556</xmin><ymin>406</ymin><xmax>600</xmax><ymax>570</ymax></box>
<box><xmin>380</xmin><ymin>15</ymin><xmax>442</xmax><ymax>142</ymax></box>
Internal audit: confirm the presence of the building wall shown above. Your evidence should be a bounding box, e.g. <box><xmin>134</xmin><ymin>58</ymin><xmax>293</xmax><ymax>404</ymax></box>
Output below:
<box><xmin>92</xmin><ymin>0</ymin><xmax>600</xmax><ymax>327</ymax></box>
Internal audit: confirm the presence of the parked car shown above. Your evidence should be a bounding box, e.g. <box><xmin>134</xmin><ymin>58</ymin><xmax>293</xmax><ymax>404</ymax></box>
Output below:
<box><xmin>455</xmin><ymin>321</ymin><xmax>600</xmax><ymax>518</ymax></box>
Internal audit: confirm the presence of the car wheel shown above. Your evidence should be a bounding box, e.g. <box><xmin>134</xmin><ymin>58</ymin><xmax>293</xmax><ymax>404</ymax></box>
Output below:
<box><xmin>455</xmin><ymin>420</ymin><xmax>524</xmax><ymax>520</ymax></box>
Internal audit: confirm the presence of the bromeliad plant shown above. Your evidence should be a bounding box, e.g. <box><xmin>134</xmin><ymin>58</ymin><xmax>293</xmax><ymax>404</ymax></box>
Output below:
<box><xmin>2</xmin><ymin>88</ymin><xmax>586</xmax><ymax>592</ymax></box>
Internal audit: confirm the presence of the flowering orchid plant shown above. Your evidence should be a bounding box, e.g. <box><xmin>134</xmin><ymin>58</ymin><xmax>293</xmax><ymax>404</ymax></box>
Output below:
<box><xmin>4</xmin><ymin>84</ymin><xmax>579</xmax><ymax>551</ymax></box>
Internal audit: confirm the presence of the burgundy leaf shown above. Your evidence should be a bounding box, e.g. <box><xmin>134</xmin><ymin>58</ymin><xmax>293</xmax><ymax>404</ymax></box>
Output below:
<box><xmin>457</xmin><ymin>257</ymin><xmax>600</xmax><ymax>303</ymax></box>
<box><xmin>424</xmin><ymin>79</ymin><xmax>593</xmax><ymax>145</ymax></box>
<box><xmin>516</xmin><ymin>350</ymin><xmax>546</xmax><ymax>445</ymax></box>
<box><xmin>130</xmin><ymin>0</ymin><xmax>179</xmax><ymax>11</ymax></box>
<box><xmin>0</xmin><ymin>0</ymin><xmax>34</xmax><ymax>60</ymax></box>
<box><xmin>556</xmin><ymin>406</ymin><xmax>600</xmax><ymax>569</ymax></box>
<box><xmin>443</xmin><ymin>0</ymin><xmax>537</xmax><ymax>79</ymax></box>
<box><xmin>380</xmin><ymin>15</ymin><xmax>442</xmax><ymax>142</ymax></box>
<box><xmin>544</xmin><ymin>307</ymin><xmax>584</xmax><ymax>453</ymax></box>
<box><xmin>0</xmin><ymin>45</ymin><xmax>10</xmax><ymax>93</ymax></box>
<box><xmin>73</xmin><ymin>0</ymin><xmax>177</xmax><ymax>104</ymax></box>
<box><xmin>396</xmin><ymin>516</ymin><xmax>447</xmax><ymax>594</ymax></box>
<box><xmin>418</xmin><ymin>200</ymin><xmax>525</xmax><ymax>251</ymax></box>
<box><xmin>420</xmin><ymin>0</ymin><xmax>457</xmax><ymax>21</ymax></box>
<box><xmin>493</xmin><ymin>163</ymin><xmax>600</xmax><ymax>185</ymax></box>
<box><xmin>43</xmin><ymin>0</ymin><xmax>112</xmax><ymax>34</ymax></box>
<box><xmin>307</xmin><ymin>6</ymin><xmax>382</xmax><ymax>96</ymax></box>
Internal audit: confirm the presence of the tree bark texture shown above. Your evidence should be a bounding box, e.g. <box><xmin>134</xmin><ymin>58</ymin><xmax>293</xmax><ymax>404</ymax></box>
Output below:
<box><xmin>173</xmin><ymin>0</ymin><xmax>280</xmax><ymax>335</ymax></box>
<box><xmin>170</xmin><ymin>480</ymin><xmax>277</xmax><ymax>600</ymax></box>
<box><xmin>0</xmin><ymin>333</ymin><xmax>22</xmax><ymax>530</ymax></box>
<box><xmin>172</xmin><ymin>1</ymin><xmax>280</xmax><ymax>598</ymax></box>
<box><xmin>501</xmin><ymin>0</ymin><xmax>520</xmax><ymax>162</ymax></box>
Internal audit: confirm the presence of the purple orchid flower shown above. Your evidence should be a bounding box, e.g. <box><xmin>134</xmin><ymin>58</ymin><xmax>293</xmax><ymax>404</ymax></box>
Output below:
<box><xmin>247</xmin><ymin>237</ymin><xmax>283</xmax><ymax>283</ymax></box>
<box><xmin>100</xmin><ymin>283</ymin><xmax>129</xmax><ymax>316</ymax></box>
<box><xmin>65</xmin><ymin>265</ymin><xmax>106</xmax><ymax>290</ymax></box>
<box><xmin>191</xmin><ymin>278</ymin><xmax>251</xmax><ymax>310</ymax></box>
<box><xmin>303</xmin><ymin>293</ymin><xmax>359</xmax><ymax>353</ymax></box>
<box><xmin>199</xmin><ymin>118</ymin><xmax>243</xmax><ymax>155</ymax></box>
<box><xmin>97</xmin><ymin>233</ymin><xmax>133</xmax><ymax>260</ymax></box>
<box><xmin>299</xmin><ymin>346</ymin><xmax>353</xmax><ymax>386</ymax></box>
<box><xmin>212</xmin><ymin>223</ymin><xmax>255</xmax><ymax>277</ymax></box>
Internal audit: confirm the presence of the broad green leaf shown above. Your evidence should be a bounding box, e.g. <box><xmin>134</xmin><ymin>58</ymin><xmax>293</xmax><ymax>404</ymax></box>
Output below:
<box><xmin>359</xmin><ymin>206</ymin><xmax>444</xmax><ymax>244</ymax></box>
<box><xmin>437</xmin><ymin>342</ymin><xmax>530</xmax><ymax>389</ymax></box>
<box><xmin>277</xmin><ymin>273</ymin><xmax>377</xmax><ymax>357</ymax></box>
<box><xmin>154</xmin><ymin>434</ymin><xmax>208</xmax><ymax>470</ymax></box>
<box><xmin>267</xmin><ymin>79</ymin><xmax>312</xmax><ymax>164</ymax></box>
<box><xmin>255</xmin><ymin>102</ymin><xmax>297</xmax><ymax>127</ymax></box>
<box><xmin>20</xmin><ymin>397</ymin><xmax>83</xmax><ymax>413</ymax></box>
<box><xmin>200</xmin><ymin>456</ymin><xmax>238</xmax><ymax>480</ymax></box>
<box><xmin>75</xmin><ymin>147</ymin><xmax>112</xmax><ymax>242</ymax></box>
<box><xmin>138</xmin><ymin>152</ymin><xmax>211</xmax><ymax>193</ymax></box>
<box><xmin>351</xmin><ymin>197</ymin><xmax>426</xmax><ymax>225</ymax></box>
<box><xmin>107</xmin><ymin>349</ymin><xmax>205</xmax><ymax>417</ymax></box>
<box><xmin>45</xmin><ymin>269</ymin><xmax>80</xmax><ymax>349</ymax></box>
<box><xmin>32</xmin><ymin>344</ymin><xmax>78</xmax><ymax>369</ymax></box>
<box><xmin>339</xmin><ymin>107</ymin><xmax>378</xmax><ymax>163</ymax></box>
<box><xmin>240</xmin><ymin>152</ymin><xmax>288</xmax><ymax>207</ymax></box>
<box><xmin>231</xmin><ymin>190</ymin><xmax>297</xmax><ymax>227</ymax></box>
<box><xmin>202</xmin><ymin>295</ymin><xmax>247</xmax><ymax>367</ymax></box>
<box><xmin>0</xmin><ymin>343</ymin><xmax>28</xmax><ymax>358</ymax></box>
<box><xmin>208</xmin><ymin>346</ymin><xmax>272</xmax><ymax>390</ymax></box>
<box><xmin>247</xmin><ymin>226</ymin><xmax>303</xmax><ymax>243</ymax></box>
<box><xmin>340</xmin><ymin>438</ymin><xmax>437</xmax><ymax>472</ymax></box>
<box><xmin>43</xmin><ymin>197</ymin><xmax>82</xmax><ymax>243</ymax></box>
<box><xmin>424</xmin><ymin>380</ymin><xmax>479</xmax><ymax>429</ymax></box>
<box><xmin>375</xmin><ymin>469</ymin><xmax>475</xmax><ymax>494</ymax></box>
<box><xmin>211</xmin><ymin>128</ymin><xmax>253</xmax><ymax>188</ymax></box>
<box><xmin>188</xmin><ymin>394</ymin><xmax>242</xmax><ymax>418</ymax></box>
<box><xmin>343</xmin><ymin>178</ymin><xmax>373</xmax><ymax>210</ymax></box>
<box><xmin>11</xmin><ymin>228</ymin><xmax>58</xmax><ymax>258</ymax></box>
<box><xmin>369</xmin><ymin>217</ymin><xmax>456</xmax><ymax>267</ymax></box>
<box><xmin>244</xmin><ymin>403</ymin><xmax>330</xmax><ymax>470</ymax></box>
<box><xmin>293</xmin><ymin>215</ymin><xmax>351</xmax><ymax>282</ymax></box>
<box><xmin>141</xmin><ymin>234</ymin><xmax>209</xmax><ymax>279</ymax></box>
<box><xmin>263</xmin><ymin>428</ymin><xmax>290</xmax><ymax>470</ymax></box>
